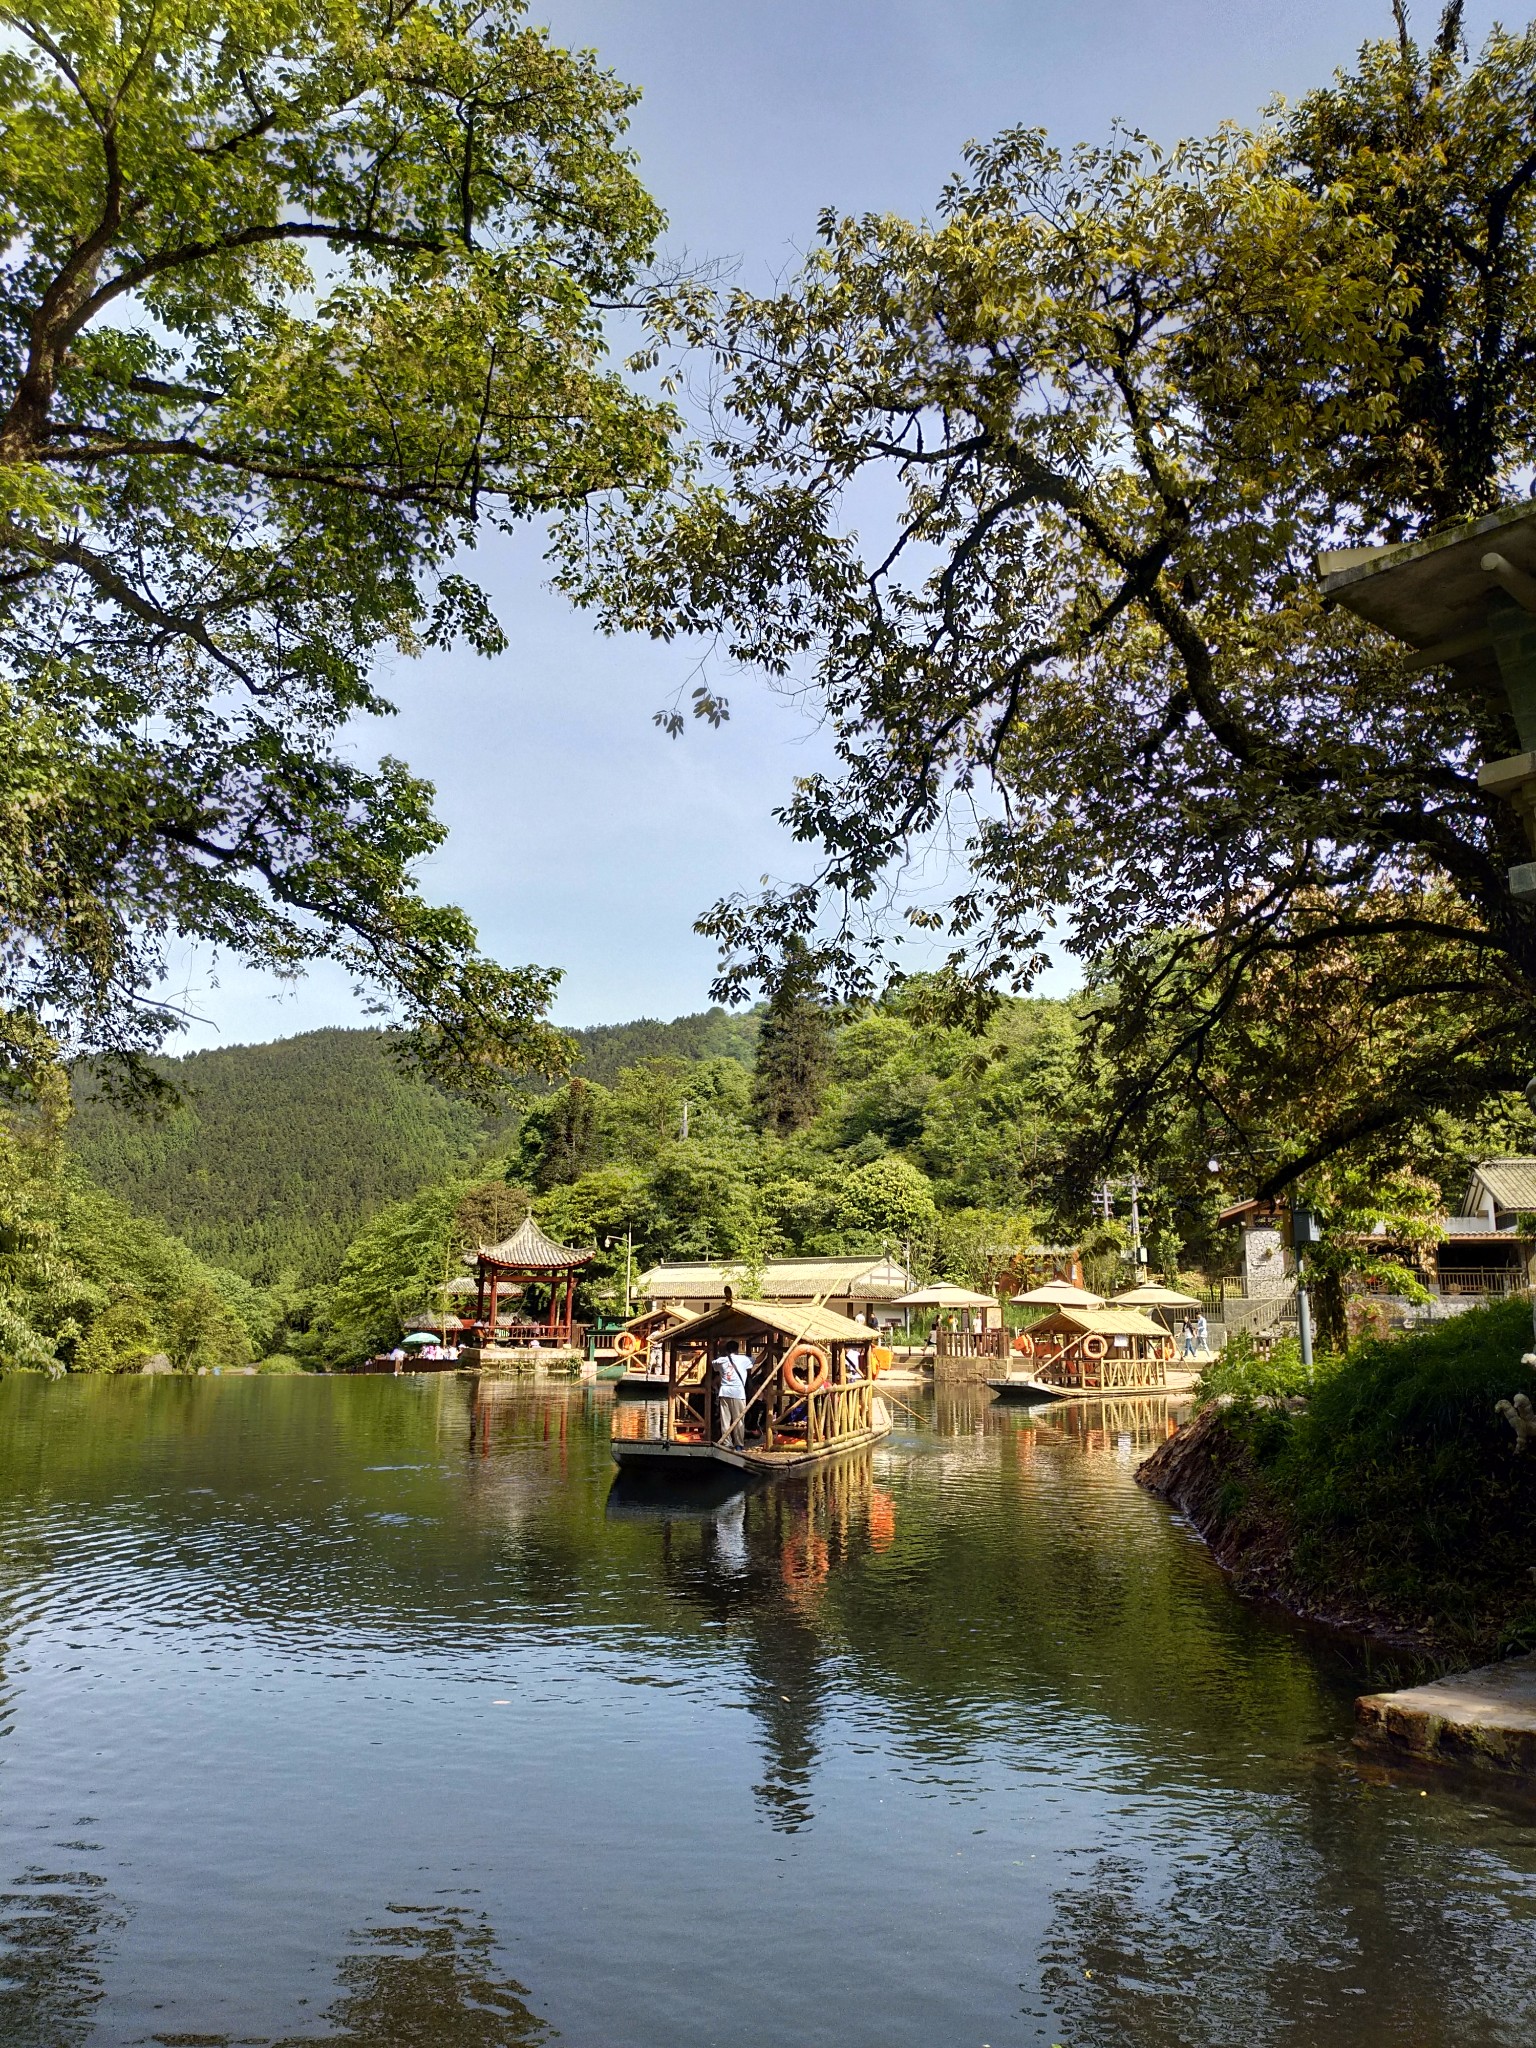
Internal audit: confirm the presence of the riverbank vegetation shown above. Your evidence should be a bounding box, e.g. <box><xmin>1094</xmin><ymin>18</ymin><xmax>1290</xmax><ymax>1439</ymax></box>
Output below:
<box><xmin>1140</xmin><ymin>1298</ymin><xmax>1536</xmax><ymax>1663</ymax></box>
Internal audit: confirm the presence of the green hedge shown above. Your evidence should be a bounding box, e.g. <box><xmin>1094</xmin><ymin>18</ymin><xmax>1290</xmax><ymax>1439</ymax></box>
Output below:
<box><xmin>1216</xmin><ymin>1298</ymin><xmax>1536</xmax><ymax>1660</ymax></box>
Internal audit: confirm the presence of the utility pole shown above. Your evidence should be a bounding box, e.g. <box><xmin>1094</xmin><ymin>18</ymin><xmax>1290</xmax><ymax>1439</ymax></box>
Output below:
<box><xmin>624</xmin><ymin>1226</ymin><xmax>633</xmax><ymax>1316</ymax></box>
<box><xmin>681</xmin><ymin>1099</ymin><xmax>690</xmax><ymax>1141</ymax></box>
<box><xmin>1291</xmin><ymin>1205</ymin><xmax>1320</xmax><ymax>1370</ymax></box>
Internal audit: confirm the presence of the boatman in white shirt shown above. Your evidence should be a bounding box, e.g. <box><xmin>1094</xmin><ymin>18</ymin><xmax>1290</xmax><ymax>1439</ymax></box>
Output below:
<box><xmin>714</xmin><ymin>1345</ymin><xmax>752</xmax><ymax>1449</ymax></box>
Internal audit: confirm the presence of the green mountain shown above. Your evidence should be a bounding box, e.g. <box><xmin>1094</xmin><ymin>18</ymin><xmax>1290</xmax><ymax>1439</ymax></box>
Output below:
<box><xmin>68</xmin><ymin>1011</ymin><xmax>759</xmax><ymax>1284</ymax></box>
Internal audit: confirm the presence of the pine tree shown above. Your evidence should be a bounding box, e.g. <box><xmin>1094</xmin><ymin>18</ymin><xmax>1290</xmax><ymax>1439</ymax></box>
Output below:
<box><xmin>751</xmin><ymin>956</ymin><xmax>834</xmax><ymax>1136</ymax></box>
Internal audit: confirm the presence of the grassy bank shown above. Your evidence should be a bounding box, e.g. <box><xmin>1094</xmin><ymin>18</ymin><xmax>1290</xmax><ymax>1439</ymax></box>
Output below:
<box><xmin>1138</xmin><ymin>1297</ymin><xmax>1536</xmax><ymax>1665</ymax></box>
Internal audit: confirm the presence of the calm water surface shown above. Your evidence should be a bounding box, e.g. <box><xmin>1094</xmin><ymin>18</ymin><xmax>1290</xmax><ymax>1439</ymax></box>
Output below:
<box><xmin>1</xmin><ymin>1376</ymin><xmax>1534</xmax><ymax>2047</ymax></box>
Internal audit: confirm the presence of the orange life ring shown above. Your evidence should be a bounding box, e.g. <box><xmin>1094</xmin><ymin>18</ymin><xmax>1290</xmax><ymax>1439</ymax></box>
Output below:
<box><xmin>782</xmin><ymin>1343</ymin><xmax>830</xmax><ymax>1396</ymax></box>
<box><xmin>1012</xmin><ymin>1332</ymin><xmax>1036</xmax><ymax>1358</ymax></box>
<box><xmin>1081</xmin><ymin>1334</ymin><xmax>1108</xmax><ymax>1360</ymax></box>
<box><xmin>615</xmin><ymin>1330</ymin><xmax>643</xmax><ymax>1357</ymax></box>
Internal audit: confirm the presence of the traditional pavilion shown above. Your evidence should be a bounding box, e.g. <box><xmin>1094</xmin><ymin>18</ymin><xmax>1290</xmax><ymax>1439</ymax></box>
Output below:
<box><xmin>466</xmin><ymin>1215</ymin><xmax>594</xmax><ymax>1350</ymax></box>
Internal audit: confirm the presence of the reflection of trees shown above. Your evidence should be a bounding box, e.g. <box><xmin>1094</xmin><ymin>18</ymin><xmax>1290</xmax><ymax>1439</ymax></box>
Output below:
<box><xmin>0</xmin><ymin>1864</ymin><xmax>122</xmax><ymax>2048</ymax></box>
<box><xmin>1034</xmin><ymin>1784</ymin><xmax>1536</xmax><ymax>2048</ymax></box>
<box><xmin>274</xmin><ymin>1905</ymin><xmax>551</xmax><ymax>2048</ymax></box>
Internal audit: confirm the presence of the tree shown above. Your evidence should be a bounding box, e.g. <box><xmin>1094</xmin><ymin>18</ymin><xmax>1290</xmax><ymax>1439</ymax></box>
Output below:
<box><xmin>564</xmin><ymin>5</ymin><xmax>1536</xmax><ymax>1194</ymax></box>
<box><xmin>0</xmin><ymin>0</ymin><xmax>672</xmax><ymax>1100</ymax></box>
<box><xmin>526</xmin><ymin>1077</ymin><xmax>605</xmax><ymax>1188</ymax></box>
<box><xmin>837</xmin><ymin>1156</ymin><xmax>936</xmax><ymax>1243</ymax></box>
<box><xmin>750</xmin><ymin>944</ymin><xmax>833</xmax><ymax>1135</ymax></box>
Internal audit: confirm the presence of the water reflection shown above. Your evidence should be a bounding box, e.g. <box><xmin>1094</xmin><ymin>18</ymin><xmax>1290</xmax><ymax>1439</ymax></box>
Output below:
<box><xmin>607</xmin><ymin>1451</ymin><xmax>890</xmax><ymax>1831</ymax></box>
<box><xmin>0</xmin><ymin>1862</ymin><xmax>121</xmax><ymax>2048</ymax></box>
<box><xmin>1</xmin><ymin>1377</ymin><xmax>1535</xmax><ymax>2048</ymax></box>
<box><xmin>1036</xmin><ymin>1798</ymin><xmax>1536</xmax><ymax>2048</ymax></box>
<box><xmin>273</xmin><ymin>1906</ymin><xmax>550</xmax><ymax>2048</ymax></box>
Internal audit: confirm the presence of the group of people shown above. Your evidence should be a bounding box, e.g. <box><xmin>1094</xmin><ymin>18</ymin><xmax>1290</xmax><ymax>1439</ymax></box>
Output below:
<box><xmin>1177</xmin><ymin>1312</ymin><xmax>1210</xmax><ymax>1360</ymax></box>
<box><xmin>386</xmin><ymin>1342</ymin><xmax>461</xmax><ymax>1369</ymax></box>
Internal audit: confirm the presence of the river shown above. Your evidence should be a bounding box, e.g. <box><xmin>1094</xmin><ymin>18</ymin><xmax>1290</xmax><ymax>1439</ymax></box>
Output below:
<box><xmin>1</xmin><ymin>1374</ymin><xmax>1534</xmax><ymax>2046</ymax></box>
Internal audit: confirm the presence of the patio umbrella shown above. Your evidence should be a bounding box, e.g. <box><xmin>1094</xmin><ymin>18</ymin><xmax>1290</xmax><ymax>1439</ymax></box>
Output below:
<box><xmin>400</xmin><ymin>1330</ymin><xmax>438</xmax><ymax>1347</ymax></box>
<box><xmin>1011</xmin><ymin>1281</ymin><xmax>1106</xmax><ymax>1307</ymax></box>
<box><xmin>1110</xmin><ymin>1284</ymin><xmax>1203</xmax><ymax>1308</ymax></box>
<box><xmin>894</xmin><ymin>1283</ymin><xmax>1000</xmax><ymax>1308</ymax></box>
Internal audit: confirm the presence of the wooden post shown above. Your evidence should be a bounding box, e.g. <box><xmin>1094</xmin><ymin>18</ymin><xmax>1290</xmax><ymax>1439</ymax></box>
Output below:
<box><xmin>488</xmin><ymin>1273</ymin><xmax>499</xmax><ymax>1347</ymax></box>
<box><xmin>563</xmin><ymin>1271</ymin><xmax>575</xmax><ymax>1344</ymax></box>
<box><xmin>476</xmin><ymin>1267</ymin><xmax>486</xmax><ymax>1327</ymax></box>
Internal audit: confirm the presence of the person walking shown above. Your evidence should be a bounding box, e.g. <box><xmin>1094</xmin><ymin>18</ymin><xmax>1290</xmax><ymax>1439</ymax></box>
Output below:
<box><xmin>714</xmin><ymin>1345</ymin><xmax>752</xmax><ymax>1448</ymax></box>
<box><xmin>1180</xmin><ymin>1315</ymin><xmax>1197</xmax><ymax>1360</ymax></box>
<box><xmin>1194</xmin><ymin>1311</ymin><xmax>1209</xmax><ymax>1357</ymax></box>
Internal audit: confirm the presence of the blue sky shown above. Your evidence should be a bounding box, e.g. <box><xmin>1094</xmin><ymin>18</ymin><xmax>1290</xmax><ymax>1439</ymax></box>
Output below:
<box><xmin>174</xmin><ymin>0</ymin><xmax>1503</xmax><ymax>1046</ymax></box>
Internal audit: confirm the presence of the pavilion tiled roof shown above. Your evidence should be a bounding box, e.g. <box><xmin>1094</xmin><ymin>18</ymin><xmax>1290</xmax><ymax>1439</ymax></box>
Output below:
<box><xmin>636</xmin><ymin>1254</ymin><xmax>910</xmax><ymax>1300</ymax></box>
<box><xmin>467</xmin><ymin>1214</ymin><xmax>593</xmax><ymax>1271</ymax></box>
<box><xmin>1463</xmin><ymin>1160</ymin><xmax>1536</xmax><ymax>1213</ymax></box>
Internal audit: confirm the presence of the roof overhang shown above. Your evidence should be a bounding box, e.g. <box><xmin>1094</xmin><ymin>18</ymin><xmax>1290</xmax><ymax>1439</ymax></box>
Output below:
<box><xmin>1318</xmin><ymin>501</ymin><xmax>1536</xmax><ymax>677</ymax></box>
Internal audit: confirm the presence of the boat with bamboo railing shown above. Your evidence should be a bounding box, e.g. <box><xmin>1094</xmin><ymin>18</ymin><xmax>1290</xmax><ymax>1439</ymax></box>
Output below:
<box><xmin>987</xmin><ymin>1306</ymin><xmax>1175</xmax><ymax>1400</ymax></box>
<box><xmin>610</xmin><ymin>1299</ymin><xmax>893</xmax><ymax>1473</ymax></box>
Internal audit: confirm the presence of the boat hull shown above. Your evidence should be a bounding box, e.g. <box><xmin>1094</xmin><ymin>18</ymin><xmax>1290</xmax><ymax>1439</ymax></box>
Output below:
<box><xmin>987</xmin><ymin>1376</ymin><xmax>1181</xmax><ymax>1402</ymax></box>
<box><xmin>611</xmin><ymin>1420</ymin><xmax>892</xmax><ymax>1474</ymax></box>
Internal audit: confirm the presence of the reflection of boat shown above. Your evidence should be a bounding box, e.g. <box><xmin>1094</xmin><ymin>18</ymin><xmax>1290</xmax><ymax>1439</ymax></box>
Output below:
<box><xmin>605</xmin><ymin>1466</ymin><xmax>753</xmax><ymax>1518</ymax></box>
<box><xmin>611</xmin><ymin>1300</ymin><xmax>893</xmax><ymax>1474</ymax></box>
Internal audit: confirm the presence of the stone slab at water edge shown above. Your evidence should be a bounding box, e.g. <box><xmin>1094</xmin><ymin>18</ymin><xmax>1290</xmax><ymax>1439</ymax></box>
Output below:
<box><xmin>1356</xmin><ymin>1654</ymin><xmax>1536</xmax><ymax>1774</ymax></box>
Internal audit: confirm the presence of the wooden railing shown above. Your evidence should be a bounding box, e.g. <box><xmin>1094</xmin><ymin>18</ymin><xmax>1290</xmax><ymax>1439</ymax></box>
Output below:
<box><xmin>799</xmin><ymin>1379</ymin><xmax>875</xmax><ymax>1446</ymax></box>
<box><xmin>482</xmin><ymin>1320</ymin><xmax>588</xmax><ymax>1347</ymax></box>
<box><xmin>1031</xmin><ymin>1341</ymin><xmax>1170</xmax><ymax>1391</ymax></box>
<box><xmin>1435</xmin><ymin>1267</ymin><xmax>1528</xmax><ymax>1297</ymax></box>
<box><xmin>662</xmin><ymin>1366</ymin><xmax>877</xmax><ymax>1451</ymax></box>
<box><xmin>933</xmin><ymin>1328</ymin><xmax>1010</xmax><ymax>1360</ymax></box>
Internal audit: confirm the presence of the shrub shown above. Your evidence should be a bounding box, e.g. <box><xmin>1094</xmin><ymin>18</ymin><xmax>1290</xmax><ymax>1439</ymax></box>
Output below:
<box><xmin>1222</xmin><ymin>1296</ymin><xmax>1536</xmax><ymax>1656</ymax></box>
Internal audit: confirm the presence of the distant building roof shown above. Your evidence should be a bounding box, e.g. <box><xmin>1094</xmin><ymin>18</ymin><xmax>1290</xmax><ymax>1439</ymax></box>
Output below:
<box><xmin>1462</xmin><ymin>1160</ymin><xmax>1536</xmax><ymax>1215</ymax></box>
<box><xmin>468</xmin><ymin>1214</ymin><xmax>593</xmax><ymax>1271</ymax></box>
<box><xmin>637</xmin><ymin>1254</ymin><xmax>910</xmax><ymax>1301</ymax></box>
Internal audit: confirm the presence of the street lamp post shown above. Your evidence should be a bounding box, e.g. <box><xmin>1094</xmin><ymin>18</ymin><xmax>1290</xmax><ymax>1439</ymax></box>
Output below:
<box><xmin>1291</xmin><ymin>1206</ymin><xmax>1322</xmax><ymax>1371</ymax></box>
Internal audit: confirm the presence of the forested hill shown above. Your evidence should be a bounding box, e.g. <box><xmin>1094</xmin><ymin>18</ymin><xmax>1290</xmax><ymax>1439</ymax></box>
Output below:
<box><xmin>573</xmin><ymin>1009</ymin><xmax>757</xmax><ymax>1084</ymax></box>
<box><xmin>68</xmin><ymin>1011</ymin><xmax>759</xmax><ymax>1284</ymax></box>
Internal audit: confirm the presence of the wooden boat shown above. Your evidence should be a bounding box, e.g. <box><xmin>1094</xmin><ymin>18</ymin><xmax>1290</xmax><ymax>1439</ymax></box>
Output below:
<box><xmin>613</xmin><ymin>1370</ymin><xmax>670</xmax><ymax>1398</ymax></box>
<box><xmin>607</xmin><ymin>1304</ymin><xmax>698</xmax><ymax>1398</ymax></box>
<box><xmin>990</xmin><ymin>1307</ymin><xmax>1175</xmax><ymax>1399</ymax></box>
<box><xmin>611</xmin><ymin>1299</ymin><xmax>893</xmax><ymax>1474</ymax></box>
